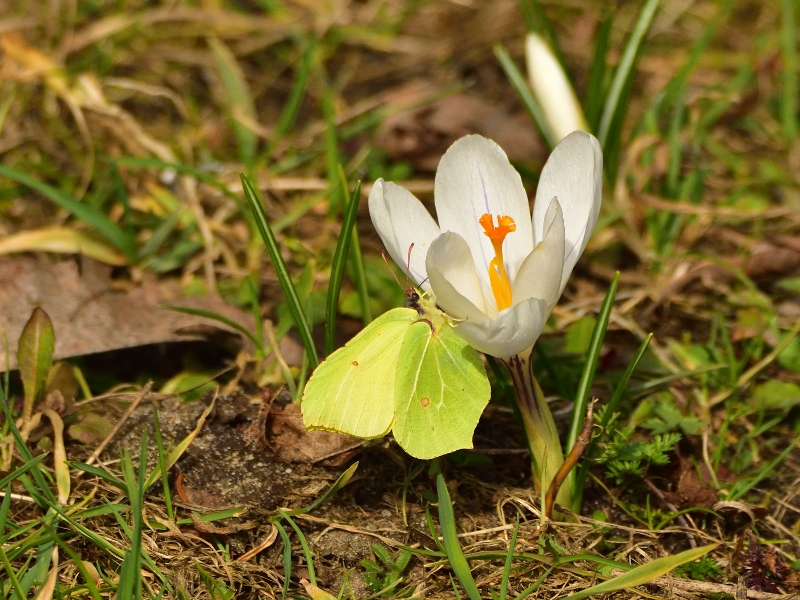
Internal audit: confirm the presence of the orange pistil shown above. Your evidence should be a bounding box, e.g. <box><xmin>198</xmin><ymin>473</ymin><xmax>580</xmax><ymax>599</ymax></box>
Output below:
<box><xmin>479</xmin><ymin>213</ymin><xmax>516</xmax><ymax>311</ymax></box>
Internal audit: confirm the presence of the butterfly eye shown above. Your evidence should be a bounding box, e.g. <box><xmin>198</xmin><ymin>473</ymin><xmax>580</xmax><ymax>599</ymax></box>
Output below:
<box><xmin>403</xmin><ymin>291</ymin><xmax>421</xmax><ymax>309</ymax></box>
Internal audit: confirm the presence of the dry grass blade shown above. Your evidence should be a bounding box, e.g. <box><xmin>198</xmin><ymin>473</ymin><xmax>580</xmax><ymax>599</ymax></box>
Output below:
<box><xmin>0</xmin><ymin>228</ymin><xmax>127</xmax><ymax>265</ymax></box>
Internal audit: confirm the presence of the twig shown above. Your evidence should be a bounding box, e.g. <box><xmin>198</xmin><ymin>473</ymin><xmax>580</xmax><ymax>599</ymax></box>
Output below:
<box><xmin>545</xmin><ymin>401</ymin><xmax>594</xmax><ymax>519</ymax></box>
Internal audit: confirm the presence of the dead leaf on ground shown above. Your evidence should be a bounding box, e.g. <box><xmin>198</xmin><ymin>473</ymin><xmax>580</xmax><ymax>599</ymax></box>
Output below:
<box><xmin>746</xmin><ymin>237</ymin><xmax>800</xmax><ymax>281</ymax></box>
<box><xmin>713</xmin><ymin>501</ymin><xmax>768</xmax><ymax>533</ymax></box>
<box><xmin>377</xmin><ymin>82</ymin><xmax>544</xmax><ymax>171</ymax></box>
<box><xmin>0</xmin><ymin>256</ymin><xmax>252</xmax><ymax>371</ymax></box>
<box><xmin>266</xmin><ymin>403</ymin><xmax>362</xmax><ymax>465</ymax></box>
<box><xmin>662</xmin><ymin>456</ymin><xmax>719</xmax><ymax>510</ymax></box>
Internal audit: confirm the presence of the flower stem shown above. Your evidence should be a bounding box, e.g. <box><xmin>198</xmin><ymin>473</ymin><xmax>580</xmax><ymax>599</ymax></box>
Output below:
<box><xmin>503</xmin><ymin>349</ymin><xmax>570</xmax><ymax>509</ymax></box>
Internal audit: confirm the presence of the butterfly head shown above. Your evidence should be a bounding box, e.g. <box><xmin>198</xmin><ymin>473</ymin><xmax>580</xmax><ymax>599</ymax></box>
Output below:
<box><xmin>403</xmin><ymin>287</ymin><xmax>423</xmax><ymax>314</ymax></box>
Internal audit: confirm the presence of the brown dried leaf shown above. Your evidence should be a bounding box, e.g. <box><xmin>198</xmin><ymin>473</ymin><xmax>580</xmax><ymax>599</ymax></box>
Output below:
<box><xmin>0</xmin><ymin>256</ymin><xmax>251</xmax><ymax>371</ymax></box>
<box><xmin>68</xmin><ymin>413</ymin><xmax>115</xmax><ymax>445</ymax></box>
<box><xmin>746</xmin><ymin>237</ymin><xmax>800</xmax><ymax>281</ymax></box>
<box><xmin>266</xmin><ymin>404</ymin><xmax>362</xmax><ymax>464</ymax></box>
<box><xmin>377</xmin><ymin>82</ymin><xmax>543</xmax><ymax>171</ymax></box>
<box><xmin>663</xmin><ymin>457</ymin><xmax>718</xmax><ymax>510</ymax></box>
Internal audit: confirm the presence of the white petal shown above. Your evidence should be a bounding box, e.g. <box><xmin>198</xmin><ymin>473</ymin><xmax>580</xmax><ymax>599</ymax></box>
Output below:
<box><xmin>532</xmin><ymin>130</ymin><xmax>602</xmax><ymax>294</ymax></box>
<box><xmin>525</xmin><ymin>33</ymin><xmax>588</xmax><ymax>144</ymax></box>
<box><xmin>426</xmin><ymin>232</ymin><xmax>494</xmax><ymax>320</ymax></box>
<box><xmin>453</xmin><ymin>297</ymin><xmax>549</xmax><ymax>358</ymax></box>
<box><xmin>434</xmin><ymin>135</ymin><xmax>534</xmax><ymax>287</ymax></box>
<box><xmin>368</xmin><ymin>179</ymin><xmax>440</xmax><ymax>290</ymax></box>
<box><xmin>512</xmin><ymin>198</ymin><xmax>565</xmax><ymax>311</ymax></box>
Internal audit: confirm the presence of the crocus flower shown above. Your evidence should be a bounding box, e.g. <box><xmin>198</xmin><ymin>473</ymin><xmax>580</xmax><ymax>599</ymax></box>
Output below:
<box><xmin>368</xmin><ymin>130</ymin><xmax>602</xmax><ymax>359</ymax></box>
<box><xmin>525</xmin><ymin>32</ymin><xmax>588</xmax><ymax>144</ymax></box>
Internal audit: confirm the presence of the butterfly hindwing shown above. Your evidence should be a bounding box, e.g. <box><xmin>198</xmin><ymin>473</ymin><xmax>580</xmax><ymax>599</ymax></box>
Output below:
<box><xmin>302</xmin><ymin>307</ymin><xmax>417</xmax><ymax>438</ymax></box>
<box><xmin>392</xmin><ymin>300</ymin><xmax>491</xmax><ymax>459</ymax></box>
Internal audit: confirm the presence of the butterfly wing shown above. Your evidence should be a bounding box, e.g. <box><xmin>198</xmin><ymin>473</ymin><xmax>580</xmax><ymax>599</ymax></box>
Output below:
<box><xmin>302</xmin><ymin>308</ymin><xmax>417</xmax><ymax>439</ymax></box>
<box><xmin>392</xmin><ymin>310</ymin><xmax>491</xmax><ymax>459</ymax></box>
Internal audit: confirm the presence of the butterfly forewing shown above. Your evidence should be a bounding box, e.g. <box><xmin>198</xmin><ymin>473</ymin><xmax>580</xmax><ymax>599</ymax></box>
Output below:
<box><xmin>392</xmin><ymin>315</ymin><xmax>491</xmax><ymax>459</ymax></box>
<box><xmin>302</xmin><ymin>308</ymin><xmax>417</xmax><ymax>438</ymax></box>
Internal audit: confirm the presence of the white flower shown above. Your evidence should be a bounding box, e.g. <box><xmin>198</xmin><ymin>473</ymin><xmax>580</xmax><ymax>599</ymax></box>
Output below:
<box><xmin>525</xmin><ymin>32</ymin><xmax>588</xmax><ymax>144</ymax></box>
<box><xmin>369</xmin><ymin>131</ymin><xmax>602</xmax><ymax>358</ymax></box>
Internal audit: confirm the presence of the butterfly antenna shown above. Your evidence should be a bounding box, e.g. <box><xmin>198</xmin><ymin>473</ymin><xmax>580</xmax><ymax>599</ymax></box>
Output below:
<box><xmin>402</xmin><ymin>243</ymin><xmax>422</xmax><ymax>300</ymax></box>
<box><xmin>405</xmin><ymin>243</ymin><xmax>415</xmax><ymax>289</ymax></box>
<box><xmin>381</xmin><ymin>252</ymin><xmax>405</xmax><ymax>291</ymax></box>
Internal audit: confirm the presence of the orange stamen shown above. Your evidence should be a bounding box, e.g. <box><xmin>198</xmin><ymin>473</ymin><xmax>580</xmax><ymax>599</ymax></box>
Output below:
<box><xmin>479</xmin><ymin>213</ymin><xmax>516</xmax><ymax>311</ymax></box>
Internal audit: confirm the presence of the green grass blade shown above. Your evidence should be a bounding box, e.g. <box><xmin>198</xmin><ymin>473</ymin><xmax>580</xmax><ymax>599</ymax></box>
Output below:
<box><xmin>630</xmin><ymin>363</ymin><xmax>725</xmax><ymax>397</ymax></box>
<box><xmin>0</xmin><ymin>484</ymin><xmax>12</xmax><ymax>537</ymax></box>
<box><xmin>499</xmin><ymin>516</ymin><xmax>519</xmax><ymax>600</ymax></box>
<box><xmin>117</xmin><ymin>438</ymin><xmax>148</xmax><ymax>599</ymax></box>
<box><xmin>241</xmin><ymin>174</ymin><xmax>319</xmax><ymax>368</ymax></box>
<box><xmin>560</xmin><ymin>544</ymin><xmax>717</xmax><ymax>600</ymax></box>
<box><xmin>597</xmin><ymin>0</ymin><xmax>659</xmax><ymax>147</ymax></box>
<box><xmin>0</xmin><ymin>544</ymin><xmax>25</xmax><ymax>600</ymax></box>
<box><xmin>244</xmin><ymin>275</ymin><xmax>266</xmax><ymax>357</ymax></box>
<box><xmin>657</xmin><ymin>9</ymin><xmax>723</xmax><ymax>119</ymax></box>
<box><xmin>567</xmin><ymin>272</ymin><xmax>619</xmax><ymax>511</ymax></box>
<box><xmin>0</xmin><ymin>462</ymin><xmax>41</xmax><ymax>508</ymax></box>
<box><xmin>0</xmin><ymin>164</ymin><xmax>137</xmax><ymax>261</ymax></box>
<box><xmin>347</xmin><ymin>216</ymin><xmax>372</xmax><ymax>325</ymax></box>
<box><xmin>494</xmin><ymin>44</ymin><xmax>556</xmax><ymax>149</ymax></box>
<box><xmin>0</xmin><ymin>388</ymin><xmax>57</xmax><ymax>507</ymax></box>
<box><xmin>599</xmin><ymin>333</ymin><xmax>653</xmax><ymax>430</ymax></box>
<box><xmin>324</xmin><ymin>181</ymin><xmax>361</xmax><ymax>356</ymax></box>
<box><xmin>425</xmin><ymin>504</ymin><xmax>447</xmax><ymax>554</ymax></box>
<box><xmin>137</xmin><ymin>209</ymin><xmax>181</xmax><ymax>259</ymax></box>
<box><xmin>278</xmin><ymin>511</ymin><xmax>316</xmax><ymax>586</ymax></box>
<box><xmin>781</xmin><ymin>0</ymin><xmax>798</xmax><ymax>140</ymax></box>
<box><xmin>514</xmin><ymin>567</ymin><xmax>553</xmax><ymax>600</ymax></box>
<box><xmin>281</xmin><ymin>462</ymin><xmax>359</xmax><ymax>517</ymax></box>
<box><xmin>728</xmin><ymin>431</ymin><xmax>800</xmax><ymax>500</ymax></box>
<box><xmin>574</xmin><ymin>333</ymin><xmax>652</xmax><ymax>508</ymax></box>
<box><xmin>46</xmin><ymin>523</ymin><xmax>104</xmax><ymax>600</ymax></box>
<box><xmin>152</xmin><ymin>410</ymin><xmax>174</xmax><ymax>521</ymax></box>
<box><xmin>585</xmin><ymin>10</ymin><xmax>612</xmax><ymax>132</ymax></box>
<box><xmin>450</xmin><ymin>575</ymin><xmax>464</xmax><ymax>599</ymax></box>
<box><xmin>275</xmin><ymin>522</ymin><xmax>292</xmax><ymax>599</ymax></box>
<box><xmin>323</xmin><ymin>90</ymin><xmax>343</xmax><ymax>214</ymax></box>
<box><xmin>66</xmin><ymin>462</ymin><xmax>125</xmax><ymax>491</ymax></box>
<box><xmin>275</xmin><ymin>40</ymin><xmax>315</xmax><ymax>140</ymax></box>
<box><xmin>665</xmin><ymin>85</ymin><xmax>687</xmax><ymax>199</ymax></box>
<box><xmin>338</xmin><ymin>165</ymin><xmax>371</xmax><ymax>325</ymax></box>
<box><xmin>160</xmin><ymin>305</ymin><xmax>259</xmax><ymax>347</ymax></box>
<box><xmin>436</xmin><ymin>471</ymin><xmax>481</xmax><ymax>600</ymax></box>
<box><xmin>567</xmin><ymin>272</ymin><xmax>619</xmax><ymax>452</ymax></box>
<box><xmin>209</xmin><ymin>37</ymin><xmax>258</xmax><ymax>171</ymax></box>
<box><xmin>144</xmin><ymin>400</ymin><xmax>215</xmax><ymax>489</ymax></box>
